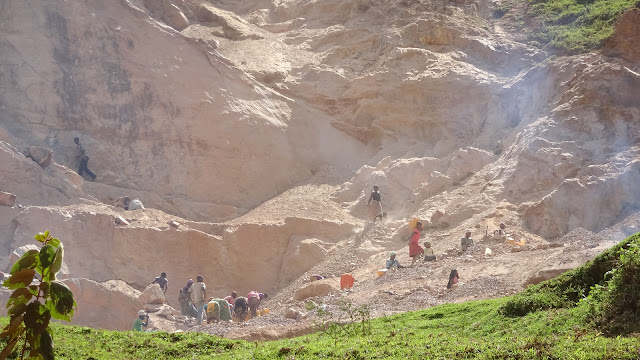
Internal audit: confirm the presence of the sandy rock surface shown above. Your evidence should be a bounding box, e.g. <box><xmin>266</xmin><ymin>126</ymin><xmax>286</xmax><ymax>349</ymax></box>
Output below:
<box><xmin>0</xmin><ymin>0</ymin><xmax>639</xmax><ymax>337</ymax></box>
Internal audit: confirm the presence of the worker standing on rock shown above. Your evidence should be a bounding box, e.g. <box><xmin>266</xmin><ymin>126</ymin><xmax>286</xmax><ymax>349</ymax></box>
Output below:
<box><xmin>74</xmin><ymin>137</ymin><xmax>96</xmax><ymax>180</ymax></box>
<box><xmin>409</xmin><ymin>221</ymin><xmax>425</xmax><ymax>266</ymax></box>
<box><xmin>188</xmin><ymin>275</ymin><xmax>207</xmax><ymax>325</ymax></box>
<box><xmin>367</xmin><ymin>185</ymin><xmax>384</xmax><ymax>223</ymax></box>
<box><xmin>152</xmin><ymin>272</ymin><xmax>169</xmax><ymax>294</ymax></box>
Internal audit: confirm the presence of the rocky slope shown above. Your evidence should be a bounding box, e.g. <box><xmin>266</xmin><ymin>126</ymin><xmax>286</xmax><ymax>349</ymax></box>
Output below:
<box><xmin>0</xmin><ymin>0</ymin><xmax>639</xmax><ymax>335</ymax></box>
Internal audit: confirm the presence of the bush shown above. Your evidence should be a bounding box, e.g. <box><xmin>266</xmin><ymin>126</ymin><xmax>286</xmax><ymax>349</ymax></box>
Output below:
<box><xmin>508</xmin><ymin>0</ymin><xmax>637</xmax><ymax>52</ymax></box>
<box><xmin>584</xmin><ymin>240</ymin><xmax>640</xmax><ymax>335</ymax></box>
<box><xmin>499</xmin><ymin>291</ymin><xmax>568</xmax><ymax>317</ymax></box>
<box><xmin>499</xmin><ymin>233</ymin><xmax>640</xmax><ymax>317</ymax></box>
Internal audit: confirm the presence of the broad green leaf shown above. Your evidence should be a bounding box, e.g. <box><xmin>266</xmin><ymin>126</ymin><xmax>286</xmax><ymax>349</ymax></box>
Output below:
<box><xmin>48</xmin><ymin>237</ymin><xmax>61</xmax><ymax>248</ymax></box>
<box><xmin>10</xmin><ymin>249</ymin><xmax>38</xmax><ymax>274</ymax></box>
<box><xmin>28</xmin><ymin>284</ymin><xmax>40</xmax><ymax>297</ymax></box>
<box><xmin>47</xmin><ymin>281</ymin><xmax>76</xmax><ymax>321</ymax></box>
<box><xmin>0</xmin><ymin>314</ymin><xmax>24</xmax><ymax>337</ymax></box>
<box><xmin>3</xmin><ymin>268</ymin><xmax>36</xmax><ymax>290</ymax></box>
<box><xmin>24</xmin><ymin>302</ymin><xmax>50</xmax><ymax>337</ymax></box>
<box><xmin>39</xmin><ymin>245</ymin><xmax>56</xmax><ymax>270</ymax></box>
<box><xmin>44</xmin><ymin>230</ymin><xmax>50</xmax><ymax>238</ymax></box>
<box><xmin>50</xmin><ymin>244</ymin><xmax>64</xmax><ymax>278</ymax></box>
<box><xmin>34</xmin><ymin>232</ymin><xmax>46</xmax><ymax>242</ymax></box>
<box><xmin>6</xmin><ymin>288</ymin><xmax>33</xmax><ymax>309</ymax></box>
<box><xmin>40</xmin><ymin>329</ymin><xmax>54</xmax><ymax>360</ymax></box>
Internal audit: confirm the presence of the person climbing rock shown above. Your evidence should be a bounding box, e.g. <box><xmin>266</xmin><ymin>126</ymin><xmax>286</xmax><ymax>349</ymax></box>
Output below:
<box><xmin>367</xmin><ymin>185</ymin><xmax>384</xmax><ymax>223</ymax></box>
<box><xmin>74</xmin><ymin>137</ymin><xmax>96</xmax><ymax>180</ymax></box>
<box><xmin>461</xmin><ymin>230</ymin><xmax>474</xmax><ymax>251</ymax></box>
<box><xmin>386</xmin><ymin>251</ymin><xmax>404</xmax><ymax>269</ymax></box>
<box><xmin>133</xmin><ymin>310</ymin><xmax>149</xmax><ymax>331</ymax></box>
<box><xmin>188</xmin><ymin>275</ymin><xmax>206</xmax><ymax>325</ymax></box>
<box><xmin>409</xmin><ymin>221</ymin><xmax>424</xmax><ymax>266</ymax></box>
<box><xmin>151</xmin><ymin>272</ymin><xmax>168</xmax><ymax>294</ymax></box>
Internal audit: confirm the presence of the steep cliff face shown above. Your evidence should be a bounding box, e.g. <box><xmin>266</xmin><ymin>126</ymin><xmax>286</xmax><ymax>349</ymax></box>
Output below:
<box><xmin>0</xmin><ymin>0</ymin><xmax>364</xmax><ymax>221</ymax></box>
<box><xmin>0</xmin><ymin>0</ymin><xmax>639</xmax><ymax>333</ymax></box>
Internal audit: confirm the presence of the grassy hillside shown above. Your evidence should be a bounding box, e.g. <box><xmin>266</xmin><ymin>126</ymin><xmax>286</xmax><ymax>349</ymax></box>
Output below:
<box><xmin>3</xmin><ymin>234</ymin><xmax>640</xmax><ymax>359</ymax></box>
<box><xmin>494</xmin><ymin>0</ymin><xmax>638</xmax><ymax>53</ymax></box>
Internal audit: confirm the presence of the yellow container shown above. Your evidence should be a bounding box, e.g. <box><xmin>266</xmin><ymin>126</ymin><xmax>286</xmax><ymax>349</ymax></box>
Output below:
<box><xmin>408</xmin><ymin>218</ymin><xmax>420</xmax><ymax>230</ymax></box>
<box><xmin>377</xmin><ymin>269</ymin><xmax>388</xmax><ymax>277</ymax></box>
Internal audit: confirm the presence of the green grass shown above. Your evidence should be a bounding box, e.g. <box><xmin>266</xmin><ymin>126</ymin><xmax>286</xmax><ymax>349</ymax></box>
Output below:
<box><xmin>497</xmin><ymin>0</ymin><xmax>637</xmax><ymax>53</ymax></box>
<box><xmin>3</xmin><ymin>234</ymin><xmax>640</xmax><ymax>359</ymax></box>
<box><xmin>3</xmin><ymin>298</ymin><xmax>640</xmax><ymax>359</ymax></box>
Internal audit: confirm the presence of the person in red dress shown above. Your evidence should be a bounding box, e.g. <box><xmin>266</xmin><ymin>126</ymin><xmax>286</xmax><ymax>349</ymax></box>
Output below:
<box><xmin>409</xmin><ymin>221</ymin><xmax>425</xmax><ymax>266</ymax></box>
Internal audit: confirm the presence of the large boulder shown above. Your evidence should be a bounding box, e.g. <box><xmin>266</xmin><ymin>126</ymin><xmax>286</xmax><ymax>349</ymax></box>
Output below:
<box><xmin>26</xmin><ymin>145</ymin><xmax>53</xmax><ymax>169</ymax></box>
<box><xmin>294</xmin><ymin>279</ymin><xmax>338</xmax><ymax>301</ymax></box>
<box><xmin>0</xmin><ymin>191</ymin><xmax>16</xmax><ymax>206</ymax></box>
<box><xmin>62</xmin><ymin>278</ymin><xmax>143</xmax><ymax>331</ymax></box>
<box><xmin>139</xmin><ymin>283</ymin><xmax>166</xmax><ymax>305</ymax></box>
<box><xmin>142</xmin><ymin>0</ymin><xmax>189</xmax><ymax>31</ymax></box>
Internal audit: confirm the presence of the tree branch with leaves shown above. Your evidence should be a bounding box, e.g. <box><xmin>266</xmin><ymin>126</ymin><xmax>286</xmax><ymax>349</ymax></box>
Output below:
<box><xmin>0</xmin><ymin>231</ymin><xmax>76</xmax><ymax>360</ymax></box>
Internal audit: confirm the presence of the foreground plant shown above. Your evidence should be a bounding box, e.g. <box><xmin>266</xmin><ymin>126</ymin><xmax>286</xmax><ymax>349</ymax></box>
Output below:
<box><xmin>0</xmin><ymin>230</ymin><xmax>76</xmax><ymax>360</ymax></box>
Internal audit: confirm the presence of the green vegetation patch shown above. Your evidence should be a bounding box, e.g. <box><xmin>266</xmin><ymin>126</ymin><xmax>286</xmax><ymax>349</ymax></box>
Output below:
<box><xmin>496</xmin><ymin>0</ymin><xmax>637</xmax><ymax>53</ymax></box>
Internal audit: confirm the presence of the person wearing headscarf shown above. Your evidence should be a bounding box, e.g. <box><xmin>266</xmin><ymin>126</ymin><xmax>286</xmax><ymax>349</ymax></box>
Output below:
<box><xmin>386</xmin><ymin>252</ymin><xmax>403</xmax><ymax>269</ymax></box>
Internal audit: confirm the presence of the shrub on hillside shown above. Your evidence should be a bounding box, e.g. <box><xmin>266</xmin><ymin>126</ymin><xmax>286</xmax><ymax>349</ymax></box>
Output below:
<box><xmin>584</xmin><ymin>239</ymin><xmax>640</xmax><ymax>335</ymax></box>
<box><xmin>499</xmin><ymin>234</ymin><xmax>640</xmax><ymax>317</ymax></box>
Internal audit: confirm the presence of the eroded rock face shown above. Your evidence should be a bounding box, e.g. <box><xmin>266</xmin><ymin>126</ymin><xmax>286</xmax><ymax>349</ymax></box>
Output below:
<box><xmin>604</xmin><ymin>9</ymin><xmax>640</xmax><ymax>62</ymax></box>
<box><xmin>6</xmin><ymin>202</ymin><xmax>358</xmax><ymax>309</ymax></box>
<box><xmin>1</xmin><ymin>0</ymin><xmax>639</xmax><ymax>334</ymax></box>
<box><xmin>62</xmin><ymin>278</ymin><xmax>143</xmax><ymax>331</ymax></box>
<box><xmin>0</xmin><ymin>0</ymin><xmax>364</xmax><ymax>222</ymax></box>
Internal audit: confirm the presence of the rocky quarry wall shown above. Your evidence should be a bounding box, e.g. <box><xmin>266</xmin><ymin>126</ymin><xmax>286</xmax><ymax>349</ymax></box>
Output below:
<box><xmin>0</xmin><ymin>0</ymin><xmax>639</xmax><ymax>331</ymax></box>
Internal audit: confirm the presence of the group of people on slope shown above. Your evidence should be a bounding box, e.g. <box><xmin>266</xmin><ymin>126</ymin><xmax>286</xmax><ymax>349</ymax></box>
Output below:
<box><xmin>135</xmin><ymin>273</ymin><xmax>268</xmax><ymax>331</ymax></box>
<box><xmin>176</xmin><ymin>276</ymin><xmax>268</xmax><ymax>326</ymax></box>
